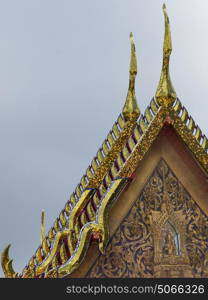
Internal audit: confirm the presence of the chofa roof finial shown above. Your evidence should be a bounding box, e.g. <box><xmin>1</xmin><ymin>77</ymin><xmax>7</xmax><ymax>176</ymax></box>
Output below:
<box><xmin>122</xmin><ymin>32</ymin><xmax>140</xmax><ymax>120</ymax></box>
<box><xmin>155</xmin><ymin>4</ymin><xmax>177</xmax><ymax>106</ymax></box>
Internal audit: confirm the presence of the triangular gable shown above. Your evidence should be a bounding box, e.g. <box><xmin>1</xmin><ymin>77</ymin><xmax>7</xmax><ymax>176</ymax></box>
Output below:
<box><xmin>67</xmin><ymin>125</ymin><xmax>208</xmax><ymax>277</ymax></box>
<box><xmin>86</xmin><ymin>159</ymin><xmax>208</xmax><ymax>278</ymax></box>
<box><xmin>1</xmin><ymin>5</ymin><xmax>208</xmax><ymax>278</ymax></box>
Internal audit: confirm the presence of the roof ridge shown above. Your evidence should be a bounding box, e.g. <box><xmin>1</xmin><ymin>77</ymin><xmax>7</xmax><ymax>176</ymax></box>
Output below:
<box><xmin>28</xmin><ymin>94</ymin><xmax>208</xmax><ymax>278</ymax></box>
<box><xmin>20</xmin><ymin>99</ymin><xmax>160</xmax><ymax>277</ymax></box>
<box><xmin>2</xmin><ymin>4</ymin><xmax>208</xmax><ymax>279</ymax></box>
<box><xmin>173</xmin><ymin>98</ymin><xmax>208</xmax><ymax>154</ymax></box>
<box><xmin>4</xmin><ymin>94</ymin><xmax>208</xmax><ymax>278</ymax></box>
<box><xmin>20</xmin><ymin>113</ymin><xmax>139</xmax><ymax>277</ymax></box>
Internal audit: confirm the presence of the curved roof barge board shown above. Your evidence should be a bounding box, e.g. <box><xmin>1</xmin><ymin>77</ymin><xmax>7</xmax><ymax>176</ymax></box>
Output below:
<box><xmin>1</xmin><ymin>4</ymin><xmax>208</xmax><ymax>278</ymax></box>
<box><xmin>1</xmin><ymin>33</ymin><xmax>140</xmax><ymax>278</ymax></box>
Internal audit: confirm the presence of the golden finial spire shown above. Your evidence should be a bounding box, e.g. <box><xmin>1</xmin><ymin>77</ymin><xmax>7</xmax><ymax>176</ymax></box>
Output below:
<box><xmin>40</xmin><ymin>209</ymin><xmax>45</xmax><ymax>244</ymax></box>
<box><xmin>122</xmin><ymin>32</ymin><xmax>140</xmax><ymax>120</ymax></box>
<box><xmin>1</xmin><ymin>244</ymin><xmax>17</xmax><ymax>277</ymax></box>
<box><xmin>155</xmin><ymin>4</ymin><xmax>177</xmax><ymax>106</ymax></box>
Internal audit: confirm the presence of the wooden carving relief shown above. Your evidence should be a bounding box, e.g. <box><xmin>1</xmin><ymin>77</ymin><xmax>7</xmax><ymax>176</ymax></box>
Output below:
<box><xmin>86</xmin><ymin>160</ymin><xmax>208</xmax><ymax>278</ymax></box>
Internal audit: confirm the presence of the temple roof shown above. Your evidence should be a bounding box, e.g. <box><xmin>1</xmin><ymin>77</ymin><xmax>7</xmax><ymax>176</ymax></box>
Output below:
<box><xmin>1</xmin><ymin>5</ymin><xmax>208</xmax><ymax>278</ymax></box>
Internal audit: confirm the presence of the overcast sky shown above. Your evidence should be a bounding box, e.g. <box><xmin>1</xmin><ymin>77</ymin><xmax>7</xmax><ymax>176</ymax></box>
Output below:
<box><xmin>0</xmin><ymin>0</ymin><xmax>208</xmax><ymax>277</ymax></box>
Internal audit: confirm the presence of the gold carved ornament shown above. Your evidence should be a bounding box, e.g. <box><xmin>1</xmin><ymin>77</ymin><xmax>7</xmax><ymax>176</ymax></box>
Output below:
<box><xmin>1</xmin><ymin>29</ymin><xmax>140</xmax><ymax>278</ymax></box>
<box><xmin>50</xmin><ymin>178</ymin><xmax>128</xmax><ymax>278</ymax></box>
<box><xmin>87</xmin><ymin>160</ymin><xmax>208</xmax><ymax>278</ymax></box>
<box><xmin>1</xmin><ymin>4</ymin><xmax>208</xmax><ymax>278</ymax></box>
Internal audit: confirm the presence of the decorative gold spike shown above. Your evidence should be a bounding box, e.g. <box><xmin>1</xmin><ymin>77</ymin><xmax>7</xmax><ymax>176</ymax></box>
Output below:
<box><xmin>80</xmin><ymin>175</ymin><xmax>87</xmax><ymax>188</ymax></box>
<box><xmin>91</xmin><ymin>158</ymin><xmax>99</xmax><ymax>172</ymax></box>
<box><xmin>188</xmin><ymin>117</ymin><xmax>195</xmax><ymax>132</ymax></box>
<box><xmin>64</xmin><ymin>203</ymin><xmax>71</xmax><ymax>215</ymax></box>
<box><xmin>7</xmin><ymin>260</ymin><xmax>17</xmax><ymax>277</ymax></box>
<box><xmin>1</xmin><ymin>245</ymin><xmax>18</xmax><ymax>278</ymax></box>
<box><xmin>68</xmin><ymin>230</ymin><xmax>77</xmax><ymax>254</ymax></box>
<box><xmin>97</xmin><ymin>149</ymin><xmax>104</xmax><ymax>163</ymax></box>
<box><xmin>59</xmin><ymin>211</ymin><xmax>67</xmax><ymax>227</ymax></box>
<box><xmin>107</xmin><ymin>132</ymin><xmax>115</xmax><ymax>147</ymax></box>
<box><xmin>122</xmin><ymin>146</ymin><xmax>130</xmax><ymax>161</ymax></box>
<box><xmin>36</xmin><ymin>248</ymin><xmax>43</xmax><ymax>264</ymax></box>
<box><xmin>111</xmin><ymin>164</ymin><xmax>118</xmax><ymax>178</ymax></box>
<box><xmin>105</xmin><ymin>173</ymin><xmax>112</xmax><ymax>186</ymax></box>
<box><xmin>102</xmin><ymin>141</ymin><xmax>110</xmax><ymax>155</ymax></box>
<box><xmin>1</xmin><ymin>244</ymin><xmax>10</xmax><ymax>275</ymax></box>
<box><xmin>117</xmin><ymin>114</ymin><xmax>125</xmax><ymax>129</ymax></box>
<box><xmin>68</xmin><ymin>189</ymin><xmax>94</xmax><ymax>230</ymax></box>
<box><xmin>139</xmin><ymin>118</ymin><xmax>147</xmax><ymax>133</ymax></box>
<box><xmin>181</xmin><ymin>108</ymin><xmax>188</xmax><ymax>123</ymax></box>
<box><xmin>60</xmin><ymin>243</ymin><xmax>68</xmax><ymax>264</ymax></box>
<box><xmin>42</xmin><ymin>239</ymin><xmax>50</xmax><ymax>255</ymax></box>
<box><xmin>202</xmin><ymin>136</ymin><xmax>208</xmax><ymax>150</ymax></box>
<box><xmin>173</xmin><ymin>98</ymin><xmax>182</xmax><ymax>113</ymax></box>
<box><xmin>54</xmin><ymin>219</ymin><xmax>61</xmax><ymax>232</ymax></box>
<box><xmin>133</xmin><ymin>126</ymin><xmax>141</xmax><ymax>141</ymax></box>
<box><xmin>51</xmin><ymin>255</ymin><xmax>59</xmax><ymax>269</ymax></box>
<box><xmin>48</xmin><ymin>228</ymin><xmax>55</xmax><ymax>240</ymax></box>
<box><xmin>28</xmin><ymin>256</ymin><xmax>35</xmax><ymax>269</ymax></box>
<box><xmin>69</xmin><ymin>194</ymin><xmax>76</xmax><ymax>207</ymax></box>
<box><xmin>75</xmin><ymin>185</ymin><xmax>82</xmax><ymax>198</ymax></box>
<box><xmin>117</xmin><ymin>153</ymin><xmax>124</xmax><ymax>168</ymax></box>
<box><xmin>195</xmin><ymin>126</ymin><xmax>202</xmax><ymax>142</ymax></box>
<box><xmin>128</xmin><ymin>136</ymin><xmax>136</xmax><ymax>150</ymax></box>
<box><xmin>155</xmin><ymin>4</ymin><xmax>177</xmax><ymax>106</ymax></box>
<box><xmin>40</xmin><ymin>209</ymin><xmax>45</xmax><ymax>244</ymax></box>
<box><xmin>92</xmin><ymin>193</ymin><xmax>100</xmax><ymax>206</ymax></box>
<box><xmin>86</xmin><ymin>202</ymin><xmax>96</xmax><ymax>220</ymax></box>
<box><xmin>99</xmin><ymin>184</ymin><xmax>107</xmax><ymax>197</ymax></box>
<box><xmin>122</xmin><ymin>32</ymin><xmax>140</xmax><ymax>120</ymax></box>
<box><xmin>74</xmin><ymin>223</ymin><xmax>80</xmax><ymax>239</ymax></box>
<box><xmin>80</xmin><ymin>211</ymin><xmax>88</xmax><ymax>225</ymax></box>
<box><xmin>150</xmin><ymin>98</ymin><xmax>159</xmax><ymax>114</ymax></box>
<box><xmin>112</xmin><ymin>123</ymin><xmax>120</xmax><ymax>138</ymax></box>
<box><xmin>45</xmin><ymin>267</ymin><xmax>58</xmax><ymax>278</ymax></box>
<box><xmin>145</xmin><ymin>107</ymin><xmax>153</xmax><ymax>123</ymax></box>
<box><xmin>86</xmin><ymin>166</ymin><xmax>94</xmax><ymax>179</ymax></box>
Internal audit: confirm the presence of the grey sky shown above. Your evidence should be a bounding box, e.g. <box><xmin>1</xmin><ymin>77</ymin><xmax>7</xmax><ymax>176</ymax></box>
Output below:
<box><xmin>0</xmin><ymin>0</ymin><xmax>207</xmax><ymax>277</ymax></box>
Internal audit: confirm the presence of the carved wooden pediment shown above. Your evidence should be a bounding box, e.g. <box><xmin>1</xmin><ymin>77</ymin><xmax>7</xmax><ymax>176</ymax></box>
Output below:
<box><xmin>87</xmin><ymin>159</ymin><xmax>208</xmax><ymax>278</ymax></box>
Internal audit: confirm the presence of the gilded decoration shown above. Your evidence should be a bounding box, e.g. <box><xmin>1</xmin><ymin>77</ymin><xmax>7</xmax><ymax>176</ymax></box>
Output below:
<box><xmin>2</xmin><ymin>5</ymin><xmax>208</xmax><ymax>278</ymax></box>
<box><xmin>122</xmin><ymin>32</ymin><xmax>140</xmax><ymax>120</ymax></box>
<box><xmin>87</xmin><ymin>160</ymin><xmax>208</xmax><ymax>278</ymax></box>
<box><xmin>155</xmin><ymin>4</ymin><xmax>177</xmax><ymax>106</ymax></box>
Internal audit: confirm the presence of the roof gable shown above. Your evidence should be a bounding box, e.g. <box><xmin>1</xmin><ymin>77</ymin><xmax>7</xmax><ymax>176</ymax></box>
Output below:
<box><xmin>1</xmin><ymin>5</ymin><xmax>208</xmax><ymax>278</ymax></box>
<box><xmin>86</xmin><ymin>159</ymin><xmax>208</xmax><ymax>278</ymax></box>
